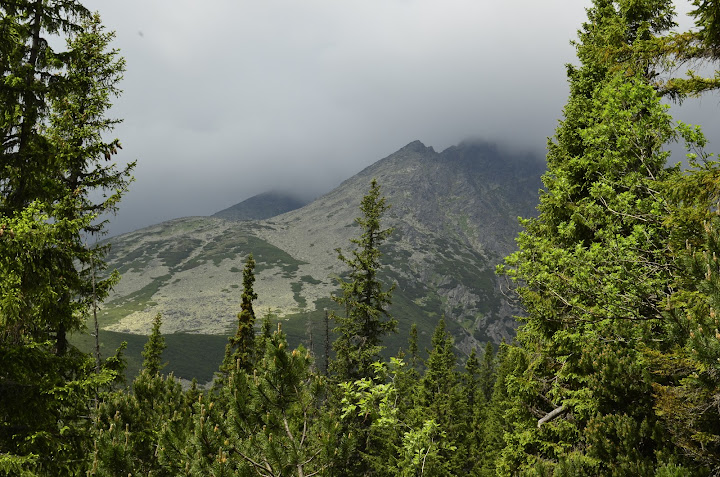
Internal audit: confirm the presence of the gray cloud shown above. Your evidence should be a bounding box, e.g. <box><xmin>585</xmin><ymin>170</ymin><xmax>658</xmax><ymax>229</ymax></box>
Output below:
<box><xmin>83</xmin><ymin>0</ymin><xmax>720</xmax><ymax>236</ymax></box>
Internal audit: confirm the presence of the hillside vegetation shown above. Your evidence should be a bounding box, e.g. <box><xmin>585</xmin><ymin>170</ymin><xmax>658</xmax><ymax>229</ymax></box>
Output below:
<box><xmin>3</xmin><ymin>0</ymin><xmax>720</xmax><ymax>475</ymax></box>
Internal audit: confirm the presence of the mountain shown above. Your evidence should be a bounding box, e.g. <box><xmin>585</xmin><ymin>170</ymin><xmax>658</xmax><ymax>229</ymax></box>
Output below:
<box><xmin>212</xmin><ymin>191</ymin><xmax>308</xmax><ymax>221</ymax></box>
<box><xmin>99</xmin><ymin>140</ymin><xmax>544</xmax><ymax>363</ymax></box>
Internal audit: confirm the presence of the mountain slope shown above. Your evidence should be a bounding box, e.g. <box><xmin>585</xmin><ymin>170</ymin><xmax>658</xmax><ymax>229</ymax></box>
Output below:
<box><xmin>100</xmin><ymin>140</ymin><xmax>544</xmax><ymax>355</ymax></box>
<box><xmin>212</xmin><ymin>191</ymin><xmax>308</xmax><ymax>221</ymax></box>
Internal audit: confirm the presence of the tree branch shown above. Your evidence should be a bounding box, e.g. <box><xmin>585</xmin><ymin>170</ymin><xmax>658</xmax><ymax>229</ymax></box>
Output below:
<box><xmin>537</xmin><ymin>405</ymin><xmax>567</xmax><ymax>428</ymax></box>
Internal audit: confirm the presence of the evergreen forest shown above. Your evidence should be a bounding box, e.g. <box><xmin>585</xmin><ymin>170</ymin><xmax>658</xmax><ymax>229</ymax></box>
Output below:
<box><xmin>4</xmin><ymin>0</ymin><xmax>720</xmax><ymax>475</ymax></box>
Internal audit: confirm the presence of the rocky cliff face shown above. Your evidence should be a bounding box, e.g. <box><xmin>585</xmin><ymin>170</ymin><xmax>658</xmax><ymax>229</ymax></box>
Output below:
<box><xmin>100</xmin><ymin>140</ymin><xmax>544</xmax><ymax>354</ymax></box>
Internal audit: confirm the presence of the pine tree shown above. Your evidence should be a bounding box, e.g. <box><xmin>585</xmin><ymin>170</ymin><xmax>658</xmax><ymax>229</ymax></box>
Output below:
<box><xmin>90</xmin><ymin>371</ymin><xmax>189</xmax><ymax>476</ymax></box>
<box><xmin>647</xmin><ymin>149</ymin><xmax>720</xmax><ymax>473</ymax></box>
<box><xmin>330</xmin><ymin>179</ymin><xmax>397</xmax><ymax>382</ymax></box>
<box><xmin>90</xmin><ymin>320</ymin><xmax>189</xmax><ymax>476</ymax></box>
<box><xmin>256</xmin><ymin>309</ymin><xmax>274</xmax><ymax>354</ymax></box>
<box><xmin>186</xmin><ymin>325</ymin><xmax>330</xmax><ymax>476</ymax></box>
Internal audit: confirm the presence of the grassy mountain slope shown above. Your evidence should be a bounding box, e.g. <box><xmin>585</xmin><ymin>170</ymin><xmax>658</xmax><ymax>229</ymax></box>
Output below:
<box><xmin>92</xmin><ymin>140</ymin><xmax>544</xmax><ymax>379</ymax></box>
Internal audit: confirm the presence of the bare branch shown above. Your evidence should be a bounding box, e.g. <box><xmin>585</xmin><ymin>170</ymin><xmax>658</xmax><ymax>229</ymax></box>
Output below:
<box><xmin>537</xmin><ymin>405</ymin><xmax>567</xmax><ymax>428</ymax></box>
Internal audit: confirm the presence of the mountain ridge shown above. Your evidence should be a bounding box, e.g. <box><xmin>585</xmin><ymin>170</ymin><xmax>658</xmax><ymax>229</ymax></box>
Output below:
<box><xmin>99</xmin><ymin>140</ymin><xmax>544</xmax><ymax>355</ymax></box>
<box><xmin>212</xmin><ymin>191</ymin><xmax>308</xmax><ymax>221</ymax></box>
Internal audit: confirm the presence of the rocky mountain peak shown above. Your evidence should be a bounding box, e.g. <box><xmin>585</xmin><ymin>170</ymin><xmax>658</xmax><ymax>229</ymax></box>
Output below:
<box><xmin>399</xmin><ymin>139</ymin><xmax>435</xmax><ymax>154</ymax></box>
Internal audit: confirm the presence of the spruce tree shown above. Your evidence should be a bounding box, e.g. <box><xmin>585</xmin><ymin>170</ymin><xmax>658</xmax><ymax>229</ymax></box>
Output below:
<box><xmin>464</xmin><ymin>348</ymin><xmax>481</xmax><ymax>410</ymax></box>
<box><xmin>326</xmin><ymin>179</ymin><xmax>396</xmax><ymax>475</ymax></box>
<box><xmin>330</xmin><ymin>179</ymin><xmax>397</xmax><ymax>382</ymax></box>
<box><xmin>220</xmin><ymin>253</ymin><xmax>258</xmax><ymax>377</ymax></box>
<box><xmin>658</xmin><ymin>0</ymin><xmax>720</xmax><ymax>98</ymax></box>
<box><xmin>495</xmin><ymin>0</ymin><xmax>720</xmax><ymax>473</ymax></box>
<box><xmin>141</xmin><ymin>313</ymin><xmax>167</xmax><ymax>376</ymax></box>
<box><xmin>478</xmin><ymin>341</ymin><xmax>495</xmax><ymax>403</ymax></box>
<box><xmin>419</xmin><ymin>317</ymin><xmax>470</xmax><ymax>474</ymax></box>
<box><xmin>481</xmin><ymin>343</ymin><xmax>527</xmax><ymax>476</ymax></box>
<box><xmin>0</xmin><ymin>6</ymin><xmax>132</xmax><ymax>352</ymax></box>
<box><xmin>408</xmin><ymin>322</ymin><xmax>419</xmax><ymax>371</ymax></box>
<box><xmin>0</xmin><ymin>8</ymin><xmax>131</xmax><ymax>473</ymax></box>
<box><xmin>495</xmin><ymin>0</ymin><xmax>719</xmax><ymax>473</ymax></box>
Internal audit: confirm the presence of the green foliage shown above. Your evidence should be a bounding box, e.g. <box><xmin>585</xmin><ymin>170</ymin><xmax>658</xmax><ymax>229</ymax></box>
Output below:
<box><xmin>646</xmin><ymin>154</ymin><xmax>720</xmax><ymax>474</ymax></box>
<box><xmin>498</xmin><ymin>73</ymin><xmax>682</xmax><ymax>473</ymax></box>
<box><xmin>408</xmin><ymin>323</ymin><xmax>419</xmax><ymax>370</ymax></box>
<box><xmin>338</xmin><ymin>358</ymin><xmax>457</xmax><ymax>476</ymax></box>
<box><xmin>657</xmin><ymin>0</ymin><xmax>720</xmax><ymax>98</ymax></box>
<box><xmin>142</xmin><ymin>313</ymin><xmax>167</xmax><ymax>376</ymax></box>
<box><xmin>496</xmin><ymin>0</ymin><xmax>720</xmax><ymax>474</ymax></box>
<box><xmin>90</xmin><ymin>370</ymin><xmax>189</xmax><ymax>476</ymax></box>
<box><xmin>183</xmin><ymin>325</ymin><xmax>332</xmax><ymax>476</ymax></box>
<box><xmin>331</xmin><ymin>179</ymin><xmax>397</xmax><ymax>382</ymax></box>
<box><xmin>6</xmin><ymin>1</ymin><xmax>720</xmax><ymax>474</ymax></box>
<box><xmin>0</xmin><ymin>337</ymin><xmax>120</xmax><ymax>475</ymax></box>
<box><xmin>220</xmin><ymin>254</ymin><xmax>258</xmax><ymax>378</ymax></box>
<box><xmin>418</xmin><ymin>317</ymin><xmax>472</xmax><ymax>474</ymax></box>
<box><xmin>0</xmin><ymin>6</ymin><xmax>131</xmax><ymax>473</ymax></box>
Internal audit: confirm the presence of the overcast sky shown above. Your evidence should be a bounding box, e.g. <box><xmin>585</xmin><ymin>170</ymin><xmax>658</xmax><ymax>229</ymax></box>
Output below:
<box><xmin>82</xmin><ymin>0</ymin><xmax>720</xmax><ymax>236</ymax></box>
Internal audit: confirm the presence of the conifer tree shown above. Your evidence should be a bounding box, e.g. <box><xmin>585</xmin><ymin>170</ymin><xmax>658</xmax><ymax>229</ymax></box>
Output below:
<box><xmin>330</xmin><ymin>179</ymin><xmax>396</xmax><ymax>382</ymax></box>
<box><xmin>0</xmin><ymin>8</ymin><xmax>131</xmax><ymax>473</ymax></box>
<box><xmin>326</xmin><ymin>180</ymin><xmax>397</xmax><ymax>475</ymax></box>
<box><xmin>478</xmin><ymin>341</ymin><xmax>495</xmax><ymax>403</ymax></box>
<box><xmin>658</xmin><ymin>0</ymin><xmax>720</xmax><ymax>98</ymax></box>
<box><xmin>185</xmin><ymin>325</ymin><xmax>331</xmax><ymax>476</ymax></box>
<box><xmin>497</xmin><ymin>0</ymin><xmax>720</xmax><ymax>473</ymax></box>
<box><xmin>419</xmin><ymin>317</ymin><xmax>470</xmax><ymax>474</ymax></box>
<box><xmin>91</xmin><ymin>372</ymin><xmax>190</xmax><ymax>476</ymax></box>
<box><xmin>464</xmin><ymin>348</ymin><xmax>481</xmax><ymax>409</ymax></box>
<box><xmin>1</xmin><ymin>6</ymin><xmax>132</xmax><ymax>353</ymax></box>
<box><xmin>256</xmin><ymin>309</ymin><xmax>274</xmax><ymax>354</ymax></box>
<box><xmin>464</xmin><ymin>342</ymin><xmax>499</xmax><ymax>475</ymax></box>
<box><xmin>648</xmin><ymin>150</ymin><xmax>720</xmax><ymax>473</ymax></box>
<box><xmin>408</xmin><ymin>322</ymin><xmax>419</xmax><ymax>371</ymax></box>
<box><xmin>220</xmin><ymin>254</ymin><xmax>258</xmax><ymax>378</ymax></box>
<box><xmin>142</xmin><ymin>313</ymin><xmax>167</xmax><ymax>376</ymax></box>
<box><xmin>480</xmin><ymin>343</ymin><xmax>527</xmax><ymax>475</ymax></box>
<box><xmin>90</xmin><ymin>318</ymin><xmax>187</xmax><ymax>476</ymax></box>
<box><xmin>337</xmin><ymin>357</ymin><xmax>460</xmax><ymax>476</ymax></box>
